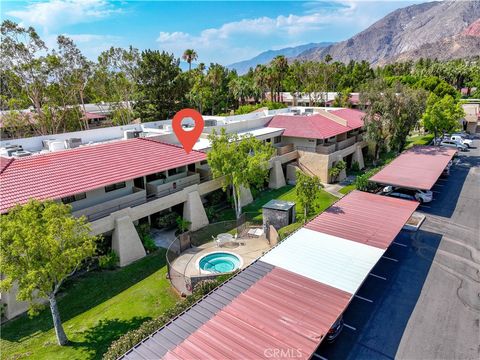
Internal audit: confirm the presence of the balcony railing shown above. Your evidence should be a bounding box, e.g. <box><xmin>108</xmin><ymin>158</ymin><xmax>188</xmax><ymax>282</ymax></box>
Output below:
<box><xmin>274</xmin><ymin>143</ymin><xmax>294</xmax><ymax>156</ymax></box>
<box><xmin>336</xmin><ymin>136</ymin><xmax>356</xmax><ymax>151</ymax></box>
<box><xmin>72</xmin><ymin>187</ymin><xmax>147</xmax><ymax>222</ymax></box>
<box><xmin>316</xmin><ymin>143</ymin><xmax>337</xmax><ymax>154</ymax></box>
<box><xmin>147</xmin><ymin>172</ymin><xmax>201</xmax><ymax>199</ymax></box>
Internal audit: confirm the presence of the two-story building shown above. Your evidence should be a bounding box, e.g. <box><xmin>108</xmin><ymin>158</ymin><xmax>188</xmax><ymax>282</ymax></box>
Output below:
<box><xmin>266</xmin><ymin>108</ymin><xmax>367</xmax><ymax>183</ymax></box>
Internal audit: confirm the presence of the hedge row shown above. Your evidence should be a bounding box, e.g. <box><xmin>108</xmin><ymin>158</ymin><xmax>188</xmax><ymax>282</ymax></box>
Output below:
<box><xmin>103</xmin><ymin>274</ymin><xmax>234</xmax><ymax>360</ymax></box>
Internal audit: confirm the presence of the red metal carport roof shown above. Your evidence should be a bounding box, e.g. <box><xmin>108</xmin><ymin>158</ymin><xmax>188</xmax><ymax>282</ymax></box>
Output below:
<box><xmin>305</xmin><ymin>190</ymin><xmax>418</xmax><ymax>249</ymax></box>
<box><xmin>0</xmin><ymin>138</ymin><xmax>206</xmax><ymax>213</ymax></box>
<box><xmin>369</xmin><ymin>146</ymin><xmax>457</xmax><ymax>190</ymax></box>
<box><xmin>164</xmin><ymin>266</ymin><xmax>351</xmax><ymax>360</ymax></box>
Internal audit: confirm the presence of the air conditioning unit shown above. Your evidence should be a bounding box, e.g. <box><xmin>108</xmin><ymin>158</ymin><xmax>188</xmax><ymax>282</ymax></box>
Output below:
<box><xmin>48</xmin><ymin>141</ymin><xmax>66</xmax><ymax>152</ymax></box>
<box><xmin>0</xmin><ymin>145</ymin><xmax>24</xmax><ymax>157</ymax></box>
<box><xmin>124</xmin><ymin>130</ymin><xmax>142</xmax><ymax>139</ymax></box>
<box><xmin>65</xmin><ymin>138</ymin><xmax>82</xmax><ymax>149</ymax></box>
<box><xmin>12</xmin><ymin>150</ymin><xmax>32</xmax><ymax>157</ymax></box>
<box><xmin>42</xmin><ymin>139</ymin><xmax>57</xmax><ymax>150</ymax></box>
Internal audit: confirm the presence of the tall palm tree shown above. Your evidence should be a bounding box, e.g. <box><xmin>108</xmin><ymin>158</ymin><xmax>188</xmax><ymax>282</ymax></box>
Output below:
<box><xmin>182</xmin><ymin>49</ymin><xmax>198</xmax><ymax>71</ymax></box>
<box><xmin>271</xmin><ymin>55</ymin><xmax>288</xmax><ymax>102</ymax></box>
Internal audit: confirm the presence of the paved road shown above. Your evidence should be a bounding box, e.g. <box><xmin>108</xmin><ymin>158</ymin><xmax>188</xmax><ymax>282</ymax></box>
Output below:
<box><xmin>315</xmin><ymin>141</ymin><xmax>480</xmax><ymax>360</ymax></box>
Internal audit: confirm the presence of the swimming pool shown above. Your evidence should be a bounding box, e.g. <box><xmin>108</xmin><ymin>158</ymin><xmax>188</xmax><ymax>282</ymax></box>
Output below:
<box><xmin>198</xmin><ymin>252</ymin><xmax>242</xmax><ymax>273</ymax></box>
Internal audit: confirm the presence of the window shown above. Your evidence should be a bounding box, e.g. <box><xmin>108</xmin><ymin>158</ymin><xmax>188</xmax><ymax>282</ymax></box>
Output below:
<box><xmin>61</xmin><ymin>192</ymin><xmax>86</xmax><ymax>204</ymax></box>
<box><xmin>105</xmin><ymin>182</ymin><xmax>126</xmax><ymax>192</ymax></box>
<box><xmin>168</xmin><ymin>166</ymin><xmax>186</xmax><ymax>176</ymax></box>
<box><xmin>274</xmin><ymin>136</ymin><xmax>282</xmax><ymax>144</ymax></box>
<box><xmin>188</xmin><ymin>163</ymin><xmax>196</xmax><ymax>172</ymax></box>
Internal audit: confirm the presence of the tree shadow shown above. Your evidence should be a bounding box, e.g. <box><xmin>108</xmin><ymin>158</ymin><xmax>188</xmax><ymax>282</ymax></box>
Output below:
<box><xmin>1</xmin><ymin>250</ymin><xmax>167</xmax><ymax>341</ymax></box>
<box><xmin>324</xmin><ymin>205</ymin><xmax>345</xmax><ymax>214</ymax></box>
<box><xmin>68</xmin><ymin>316</ymin><xmax>150</xmax><ymax>360</ymax></box>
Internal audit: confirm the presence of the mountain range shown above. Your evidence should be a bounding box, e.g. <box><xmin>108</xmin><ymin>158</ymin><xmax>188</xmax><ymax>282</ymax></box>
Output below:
<box><xmin>228</xmin><ymin>1</ymin><xmax>480</xmax><ymax>71</ymax></box>
<box><xmin>296</xmin><ymin>0</ymin><xmax>480</xmax><ymax>65</ymax></box>
<box><xmin>227</xmin><ymin>42</ymin><xmax>331</xmax><ymax>74</ymax></box>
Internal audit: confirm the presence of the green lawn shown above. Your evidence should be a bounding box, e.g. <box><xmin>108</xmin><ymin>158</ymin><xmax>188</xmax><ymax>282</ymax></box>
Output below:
<box><xmin>210</xmin><ymin>186</ymin><xmax>338</xmax><ymax>240</ymax></box>
<box><xmin>1</xmin><ymin>250</ymin><xmax>178</xmax><ymax>360</ymax></box>
<box><xmin>405</xmin><ymin>133</ymin><xmax>434</xmax><ymax>149</ymax></box>
<box><xmin>339</xmin><ymin>183</ymin><xmax>357</xmax><ymax>195</ymax></box>
<box><xmin>1</xmin><ymin>186</ymin><xmax>338</xmax><ymax>360</ymax></box>
<box><xmin>244</xmin><ymin>186</ymin><xmax>338</xmax><ymax>239</ymax></box>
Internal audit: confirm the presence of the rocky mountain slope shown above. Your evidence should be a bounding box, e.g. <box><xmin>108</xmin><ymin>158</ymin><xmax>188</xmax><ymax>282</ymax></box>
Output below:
<box><xmin>227</xmin><ymin>42</ymin><xmax>332</xmax><ymax>74</ymax></box>
<box><xmin>295</xmin><ymin>1</ymin><xmax>480</xmax><ymax>65</ymax></box>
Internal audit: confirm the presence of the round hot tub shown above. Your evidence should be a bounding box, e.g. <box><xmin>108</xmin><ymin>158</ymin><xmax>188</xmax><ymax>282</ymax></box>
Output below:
<box><xmin>197</xmin><ymin>252</ymin><xmax>242</xmax><ymax>274</ymax></box>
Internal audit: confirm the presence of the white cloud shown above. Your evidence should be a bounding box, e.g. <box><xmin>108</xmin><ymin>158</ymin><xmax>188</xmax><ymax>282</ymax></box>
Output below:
<box><xmin>7</xmin><ymin>0</ymin><xmax>119</xmax><ymax>32</ymax></box>
<box><xmin>155</xmin><ymin>0</ymin><xmax>419</xmax><ymax>65</ymax></box>
<box><xmin>156</xmin><ymin>2</ymin><xmax>362</xmax><ymax>64</ymax></box>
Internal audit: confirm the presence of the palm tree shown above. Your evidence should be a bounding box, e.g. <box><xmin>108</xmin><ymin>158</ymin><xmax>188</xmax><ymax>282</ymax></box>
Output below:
<box><xmin>271</xmin><ymin>55</ymin><xmax>288</xmax><ymax>102</ymax></box>
<box><xmin>182</xmin><ymin>49</ymin><xmax>198</xmax><ymax>71</ymax></box>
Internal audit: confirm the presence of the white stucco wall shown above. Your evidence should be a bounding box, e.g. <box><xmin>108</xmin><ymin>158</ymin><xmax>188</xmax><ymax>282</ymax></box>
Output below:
<box><xmin>68</xmin><ymin>180</ymin><xmax>135</xmax><ymax>211</ymax></box>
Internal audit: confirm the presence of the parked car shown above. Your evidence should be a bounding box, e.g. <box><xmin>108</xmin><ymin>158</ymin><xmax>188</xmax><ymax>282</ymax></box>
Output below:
<box><xmin>439</xmin><ymin>140</ymin><xmax>468</xmax><ymax>151</ymax></box>
<box><xmin>449</xmin><ymin>135</ymin><xmax>473</xmax><ymax>148</ymax></box>
<box><xmin>381</xmin><ymin>186</ymin><xmax>433</xmax><ymax>204</ymax></box>
<box><xmin>452</xmin><ymin>131</ymin><xmax>474</xmax><ymax>140</ymax></box>
<box><xmin>326</xmin><ymin>315</ymin><xmax>344</xmax><ymax>342</ymax></box>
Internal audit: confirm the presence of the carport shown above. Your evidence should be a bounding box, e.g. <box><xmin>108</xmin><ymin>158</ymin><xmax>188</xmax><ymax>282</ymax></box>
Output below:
<box><xmin>370</xmin><ymin>146</ymin><xmax>457</xmax><ymax>190</ymax></box>
<box><xmin>121</xmin><ymin>191</ymin><xmax>418</xmax><ymax>360</ymax></box>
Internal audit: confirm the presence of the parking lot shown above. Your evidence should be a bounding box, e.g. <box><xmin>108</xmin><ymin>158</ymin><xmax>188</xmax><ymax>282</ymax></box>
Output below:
<box><xmin>315</xmin><ymin>140</ymin><xmax>480</xmax><ymax>360</ymax></box>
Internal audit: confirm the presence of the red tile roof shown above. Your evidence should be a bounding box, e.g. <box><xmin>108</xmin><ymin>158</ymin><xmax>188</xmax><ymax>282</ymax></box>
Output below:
<box><xmin>0</xmin><ymin>138</ymin><xmax>206</xmax><ymax>213</ymax></box>
<box><xmin>268</xmin><ymin>112</ymin><xmax>362</xmax><ymax>139</ymax></box>
<box><xmin>165</xmin><ymin>267</ymin><xmax>351</xmax><ymax>360</ymax></box>
<box><xmin>370</xmin><ymin>146</ymin><xmax>457</xmax><ymax>190</ymax></box>
<box><xmin>305</xmin><ymin>190</ymin><xmax>418</xmax><ymax>249</ymax></box>
<box><xmin>331</xmin><ymin>108</ymin><xmax>365</xmax><ymax>129</ymax></box>
<box><xmin>83</xmin><ymin>112</ymin><xmax>107</xmax><ymax>120</ymax></box>
<box><xmin>0</xmin><ymin>156</ymin><xmax>14</xmax><ymax>174</ymax></box>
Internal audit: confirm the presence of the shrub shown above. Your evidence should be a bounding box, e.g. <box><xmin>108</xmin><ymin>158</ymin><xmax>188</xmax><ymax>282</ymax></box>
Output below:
<box><xmin>136</xmin><ymin>223</ymin><xmax>150</xmax><ymax>239</ymax></box>
<box><xmin>103</xmin><ymin>274</ymin><xmax>234</xmax><ymax>360</ymax></box>
<box><xmin>176</xmin><ymin>217</ymin><xmax>191</xmax><ymax>233</ymax></box>
<box><xmin>135</xmin><ymin>223</ymin><xmax>157</xmax><ymax>253</ymax></box>
<box><xmin>156</xmin><ymin>211</ymin><xmax>178</xmax><ymax>229</ymax></box>
<box><xmin>351</xmin><ymin>161</ymin><xmax>360</xmax><ymax>173</ymax></box>
<box><xmin>328</xmin><ymin>160</ymin><xmax>346</xmax><ymax>182</ymax></box>
<box><xmin>205</xmin><ymin>206</ymin><xmax>216</xmax><ymax>221</ymax></box>
<box><xmin>142</xmin><ymin>234</ymin><xmax>157</xmax><ymax>253</ymax></box>
<box><xmin>98</xmin><ymin>251</ymin><xmax>119</xmax><ymax>270</ymax></box>
<box><xmin>207</xmin><ymin>189</ymin><xmax>224</xmax><ymax>205</ymax></box>
<box><xmin>354</xmin><ymin>168</ymin><xmax>380</xmax><ymax>192</ymax></box>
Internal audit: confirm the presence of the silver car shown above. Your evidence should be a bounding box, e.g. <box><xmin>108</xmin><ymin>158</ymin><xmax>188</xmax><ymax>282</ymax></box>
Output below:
<box><xmin>439</xmin><ymin>140</ymin><xmax>468</xmax><ymax>151</ymax></box>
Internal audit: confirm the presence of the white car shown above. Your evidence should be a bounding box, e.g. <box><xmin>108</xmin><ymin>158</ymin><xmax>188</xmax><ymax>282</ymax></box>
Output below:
<box><xmin>381</xmin><ymin>186</ymin><xmax>433</xmax><ymax>204</ymax></box>
<box><xmin>439</xmin><ymin>140</ymin><xmax>468</xmax><ymax>151</ymax></box>
<box><xmin>449</xmin><ymin>135</ymin><xmax>473</xmax><ymax>148</ymax></box>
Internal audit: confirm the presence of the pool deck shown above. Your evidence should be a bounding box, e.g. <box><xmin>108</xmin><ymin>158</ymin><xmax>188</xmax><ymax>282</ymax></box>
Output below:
<box><xmin>171</xmin><ymin>236</ymin><xmax>271</xmax><ymax>278</ymax></box>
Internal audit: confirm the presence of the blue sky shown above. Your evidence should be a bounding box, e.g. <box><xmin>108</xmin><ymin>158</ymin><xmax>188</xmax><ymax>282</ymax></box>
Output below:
<box><xmin>2</xmin><ymin>1</ymin><xmax>426</xmax><ymax>65</ymax></box>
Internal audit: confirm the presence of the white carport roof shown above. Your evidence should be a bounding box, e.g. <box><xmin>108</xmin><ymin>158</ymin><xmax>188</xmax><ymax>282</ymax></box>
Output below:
<box><xmin>261</xmin><ymin>228</ymin><xmax>385</xmax><ymax>294</ymax></box>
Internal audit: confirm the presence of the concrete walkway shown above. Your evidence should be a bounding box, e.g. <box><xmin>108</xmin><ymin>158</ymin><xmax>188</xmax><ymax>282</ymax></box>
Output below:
<box><xmin>151</xmin><ymin>228</ymin><xmax>178</xmax><ymax>251</ymax></box>
<box><xmin>323</xmin><ymin>175</ymin><xmax>357</xmax><ymax>198</ymax></box>
<box><xmin>322</xmin><ymin>183</ymin><xmax>344</xmax><ymax>198</ymax></box>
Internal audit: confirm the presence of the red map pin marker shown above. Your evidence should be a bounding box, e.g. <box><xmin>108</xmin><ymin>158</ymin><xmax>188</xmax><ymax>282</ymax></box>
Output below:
<box><xmin>172</xmin><ymin>108</ymin><xmax>204</xmax><ymax>154</ymax></box>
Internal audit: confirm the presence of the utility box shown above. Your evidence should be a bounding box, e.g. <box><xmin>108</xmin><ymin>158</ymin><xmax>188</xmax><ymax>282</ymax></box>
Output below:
<box><xmin>262</xmin><ymin>199</ymin><xmax>296</xmax><ymax>232</ymax></box>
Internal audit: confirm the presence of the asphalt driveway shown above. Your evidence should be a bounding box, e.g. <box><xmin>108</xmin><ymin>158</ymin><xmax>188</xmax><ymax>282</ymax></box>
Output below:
<box><xmin>315</xmin><ymin>141</ymin><xmax>480</xmax><ymax>360</ymax></box>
